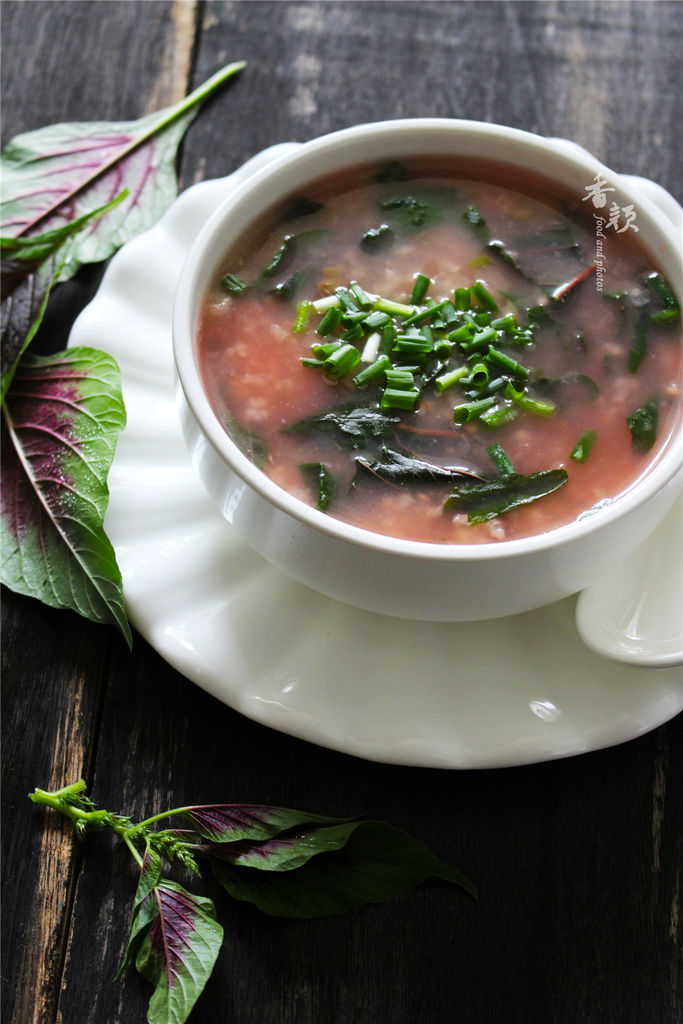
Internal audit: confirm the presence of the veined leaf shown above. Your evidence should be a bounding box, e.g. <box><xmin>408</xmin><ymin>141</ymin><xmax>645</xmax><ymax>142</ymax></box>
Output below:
<box><xmin>0</xmin><ymin>190</ymin><xmax>127</xmax><ymax>295</ymax></box>
<box><xmin>0</xmin><ymin>259</ymin><xmax>57</xmax><ymax>403</ymax></box>
<box><xmin>0</xmin><ymin>62</ymin><xmax>245</xmax><ymax>281</ymax></box>
<box><xmin>0</xmin><ymin>192</ymin><xmax>127</xmax><ymax>401</ymax></box>
<box><xmin>122</xmin><ymin>848</ymin><xmax>223</xmax><ymax>1024</ymax></box>
<box><xmin>178</xmin><ymin>803</ymin><xmax>347</xmax><ymax>843</ymax></box>
<box><xmin>205</xmin><ymin>820</ymin><xmax>477</xmax><ymax>918</ymax></box>
<box><xmin>0</xmin><ymin>347</ymin><xmax>131</xmax><ymax>644</ymax></box>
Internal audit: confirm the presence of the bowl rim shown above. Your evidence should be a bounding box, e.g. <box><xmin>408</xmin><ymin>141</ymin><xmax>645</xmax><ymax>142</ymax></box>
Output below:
<box><xmin>173</xmin><ymin>116</ymin><xmax>683</xmax><ymax>564</ymax></box>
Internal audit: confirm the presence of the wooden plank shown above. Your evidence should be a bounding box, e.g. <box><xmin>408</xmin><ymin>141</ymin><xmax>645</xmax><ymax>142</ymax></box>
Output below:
<box><xmin>0</xmin><ymin>3</ymin><xmax>198</xmax><ymax>1023</ymax></box>
<box><xmin>1</xmin><ymin>1</ymin><xmax>681</xmax><ymax>1022</ymax></box>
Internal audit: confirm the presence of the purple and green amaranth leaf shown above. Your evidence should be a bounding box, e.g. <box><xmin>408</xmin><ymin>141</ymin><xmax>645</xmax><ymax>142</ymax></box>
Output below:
<box><xmin>1</xmin><ymin>347</ymin><xmax>130</xmax><ymax>644</ymax></box>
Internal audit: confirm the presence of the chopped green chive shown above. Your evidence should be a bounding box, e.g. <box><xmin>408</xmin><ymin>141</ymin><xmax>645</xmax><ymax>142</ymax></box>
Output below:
<box><xmin>471</xmin><ymin>280</ymin><xmax>498</xmax><ymax>311</ymax></box>
<box><xmin>410</xmin><ymin>274</ymin><xmax>432</xmax><ymax>304</ymax></box>
<box><xmin>363</xmin><ymin>310</ymin><xmax>392</xmax><ymax>330</ymax></box>
<box><xmin>403</xmin><ymin>299</ymin><xmax>451</xmax><ymax>327</ymax></box>
<box><xmin>460</xmin><ymin>327</ymin><xmax>498</xmax><ymax>353</ymax></box>
<box><xmin>312</xmin><ymin>340</ymin><xmax>342</xmax><ymax>359</ymax></box>
<box><xmin>466</xmin><ymin>361</ymin><xmax>489</xmax><ymax>388</ymax></box>
<box><xmin>220</xmin><ymin>272</ymin><xmax>249</xmax><ymax>295</ymax></box>
<box><xmin>487</xmin><ymin>443</ymin><xmax>515</xmax><ymax>476</ymax></box>
<box><xmin>311</xmin><ymin>294</ymin><xmax>341</xmax><ymax>313</ymax></box>
<box><xmin>316</xmin><ymin>306</ymin><xmax>343</xmax><ymax>336</ymax></box>
<box><xmin>350</xmin><ymin>281</ymin><xmax>374</xmax><ymax>309</ymax></box>
<box><xmin>373</xmin><ymin>297</ymin><xmax>416</xmax><ymax>317</ymax></box>
<box><xmin>381</xmin><ymin>387</ymin><xmax>420</xmax><ymax>411</ymax></box>
<box><xmin>479</xmin><ymin>404</ymin><xmax>519</xmax><ymax>428</ymax></box>
<box><xmin>323</xmin><ymin>343</ymin><xmax>361</xmax><ymax>378</ymax></box>
<box><xmin>435</xmin><ymin>365</ymin><xmax>469</xmax><ymax>392</ymax></box>
<box><xmin>353</xmin><ymin>354</ymin><xmax>392</xmax><ymax>387</ymax></box>
<box><xmin>570</xmin><ymin>429</ymin><xmax>598</xmax><ymax>462</ymax></box>
<box><xmin>453</xmin><ymin>397</ymin><xmax>497</xmax><ymax>423</ymax></box>
<box><xmin>293</xmin><ymin>300</ymin><xmax>311</xmax><ymax>333</ymax></box>
<box><xmin>447</xmin><ymin>323</ymin><xmax>477</xmax><ymax>345</ymax></box>
<box><xmin>486</xmin><ymin>347</ymin><xmax>530</xmax><ymax>380</ymax></box>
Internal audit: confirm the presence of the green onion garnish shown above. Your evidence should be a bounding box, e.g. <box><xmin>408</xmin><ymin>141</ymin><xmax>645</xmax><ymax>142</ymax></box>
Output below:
<box><xmin>373</xmin><ymin>296</ymin><xmax>416</xmax><ymax>317</ymax></box>
<box><xmin>447</xmin><ymin>323</ymin><xmax>477</xmax><ymax>345</ymax></box>
<box><xmin>460</xmin><ymin>326</ymin><xmax>498</xmax><ymax>353</ymax></box>
<box><xmin>323</xmin><ymin>343</ymin><xmax>361</xmax><ymax>378</ymax></box>
<box><xmin>466</xmin><ymin>361</ymin><xmax>489</xmax><ymax>388</ymax></box>
<box><xmin>471</xmin><ymin>280</ymin><xmax>499</xmax><ymax>311</ymax></box>
<box><xmin>487</xmin><ymin>443</ymin><xmax>515</xmax><ymax>476</ymax></box>
<box><xmin>410</xmin><ymin>274</ymin><xmax>432</xmax><ymax>304</ymax></box>
<box><xmin>506</xmin><ymin>383</ymin><xmax>555</xmax><ymax>417</ymax></box>
<box><xmin>220</xmin><ymin>273</ymin><xmax>249</xmax><ymax>295</ymax></box>
<box><xmin>316</xmin><ymin>306</ymin><xmax>343</xmax><ymax>336</ymax></box>
<box><xmin>486</xmin><ymin>347</ymin><xmax>530</xmax><ymax>380</ymax></box>
<box><xmin>491</xmin><ymin>314</ymin><xmax>518</xmax><ymax>333</ymax></box>
<box><xmin>353</xmin><ymin>354</ymin><xmax>392</xmax><ymax>387</ymax></box>
<box><xmin>479</xmin><ymin>404</ymin><xmax>518</xmax><ymax>428</ymax></box>
<box><xmin>381</xmin><ymin>387</ymin><xmax>420</xmax><ymax>411</ymax></box>
<box><xmin>570</xmin><ymin>430</ymin><xmax>598</xmax><ymax>462</ymax></box>
<box><xmin>363</xmin><ymin>310</ymin><xmax>392</xmax><ymax>330</ymax></box>
<box><xmin>350</xmin><ymin>281</ymin><xmax>374</xmax><ymax>309</ymax></box>
<box><xmin>435</xmin><ymin>365</ymin><xmax>469</xmax><ymax>392</ymax></box>
<box><xmin>293</xmin><ymin>300</ymin><xmax>311</xmax><ymax>333</ymax></box>
<box><xmin>312</xmin><ymin>340</ymin><xmax>342</xmax><ymax>359</ymax></box>
<box><xmin>403</xmin><ymin>299</ymin><xmax>451</xmax><ymax>327</ymax></box>
<box><xmin>453</xmin><ymin>397</ymin><xmax>497</xmax><ymax>423</ymax></box>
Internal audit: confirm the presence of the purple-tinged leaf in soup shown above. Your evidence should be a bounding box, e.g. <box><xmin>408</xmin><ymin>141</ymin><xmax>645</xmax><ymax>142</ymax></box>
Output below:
<box><xmin>0</xmin><ymin>347</ymin><xmax>131</xmax><ymax>644</ymax></box>
<box><xmin>121</xmin><ymin>847</ymin><xmax>223</xmax><ymax>1024</ymax></box>
<box><xmin>207</xmin><ymin>820</ymin><xmax>477</xmax><ymax>919</ymax></box>
<box><xmin>0</xmin><ymin>62</ymin><xmax>245</xmax><ymax>281</ymax></box>
<box><xmin>178</xmin><ymin>804</ymin><xmax>347</xmax><ymax>844</ymax></box>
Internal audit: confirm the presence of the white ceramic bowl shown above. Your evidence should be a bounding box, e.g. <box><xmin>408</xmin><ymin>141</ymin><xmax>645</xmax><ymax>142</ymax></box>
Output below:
<box><xmin>173</xmin><ymin>119</ymin><xmax>682</xmax><ymax>621</ymax></box>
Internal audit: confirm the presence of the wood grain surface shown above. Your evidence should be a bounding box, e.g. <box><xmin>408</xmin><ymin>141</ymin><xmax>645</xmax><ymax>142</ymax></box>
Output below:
<box><xmin>1</xmin><ymin>3</ymin><xmax>681</xmax><ymax>1023</ymax></box>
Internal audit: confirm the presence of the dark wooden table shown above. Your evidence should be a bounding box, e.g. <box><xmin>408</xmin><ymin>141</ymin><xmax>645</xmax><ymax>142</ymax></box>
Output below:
<box><xmin>2</xmin><ymin>3</ymin><xmax>682</xmax><ymax>1023</ymax></box>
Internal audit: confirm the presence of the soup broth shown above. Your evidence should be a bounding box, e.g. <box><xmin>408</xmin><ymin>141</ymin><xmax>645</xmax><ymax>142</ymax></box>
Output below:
<box><xmin>197</xmin><ymin>160</ymin><xmax>681</xmax><ymax>544</ymax></box>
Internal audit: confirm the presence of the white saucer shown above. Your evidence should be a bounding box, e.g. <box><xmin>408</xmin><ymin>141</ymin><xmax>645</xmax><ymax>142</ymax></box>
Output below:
<box><xmin>68</xmin><ymin>146</ymin><xmax>683</xmax><ymax>769</ymax></box>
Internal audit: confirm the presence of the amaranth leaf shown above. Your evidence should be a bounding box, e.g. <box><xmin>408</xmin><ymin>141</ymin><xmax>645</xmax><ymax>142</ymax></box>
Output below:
<box><xmin>0</xmin><ymin>347</ymin><xmax>131</xmax><ymax>644</ymax></box>
<box><xmin>0</xmin><ymin>192</ymin><xmax>127</xmax><ymax>401</ymax></box>
<box><xmin>206</xmin><ymin>820</ymin><xmax>477</xmax><ymax>919</ymax></box>
<box><xmin>178</xmin><ymin>803</ymin><xmax>348</xmax><ymax>843</ymax></box>
<box><xmin>122</xmin><ymin>847</ymin><xmax>223</xmax><ymax>1024</ymax></box>
<box><xmin>0</xmin><ymin>62</ymin><xmax>245</xmax><ymax>282</ymax></box>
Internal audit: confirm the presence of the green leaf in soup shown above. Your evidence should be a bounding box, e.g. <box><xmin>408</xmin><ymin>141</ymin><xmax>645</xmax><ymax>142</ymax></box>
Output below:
<box><xmin>207</xmin><ymin>820</ymin><xmax>477</xmax><ymax>919</ymax></box>
<box><xmin>627</xmin><ymin>398</ymin><xmax>658</xmax><ymax>452</ymax></box>
<box><xmin>444</xmin><ymin>468</ymin><xmax>568</xmax><ymax>524</ymax></box>
<box><xmin>299</xmin><ymin>461</ymin><xmax>337</xmax><ymax>510</ymax></box>
<box><xmin>377</xmin><ymin>183</ymin><xmax>459</xmax><ymax>234</ymax></box>
<box><xmin>122</xmin><ymin>848</ymin><xmax>223</xmax><ymax>1024</ymax></box>
<box><xmin>0</xmin><ymin>62</ymin><xmax>245</xmax><ymax>281</ymax></box>
<box><xmin>0</xmin><ymin>347</ymin><xmax>131</xmax><ymax>645</ymax></box>
<box><xmin>354</xmin><ymin>447</ymin><xmax>481</xmax><ymax>485</ymax></box>
<box><xmin>283</xmin><ymin>400</ymin><xmax>400</xmax><ymax>449</ymax></box>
